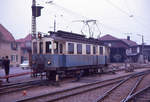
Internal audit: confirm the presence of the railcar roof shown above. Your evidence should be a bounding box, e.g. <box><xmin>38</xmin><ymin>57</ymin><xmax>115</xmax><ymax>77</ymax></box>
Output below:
<box><xmin>47</xmin><ymin>30</ymin><xmax>104</xmax><ymax>45</ymax></box>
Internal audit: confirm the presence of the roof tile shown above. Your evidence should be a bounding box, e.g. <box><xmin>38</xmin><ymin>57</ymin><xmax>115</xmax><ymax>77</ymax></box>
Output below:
<box><xmin>0</xmin><ymin>24</ymin><xmax>15</xmax><ymax>42</ymax></box>
<box><xmin>99</xmin><ymin>34</ymin><xmax>119</xmax><ymax>41</ymax></box>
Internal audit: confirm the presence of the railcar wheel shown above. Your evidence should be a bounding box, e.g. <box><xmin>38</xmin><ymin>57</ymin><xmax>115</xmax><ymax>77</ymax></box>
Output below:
<box><xmin>46</xmin><ymin>71</ymin><xmax>57</xmax><ymax>81</ymax></box>
<box><xmin>83</xmin><ymin>69</ymin><xmax>89</xmax><ymax>76</ymax></box>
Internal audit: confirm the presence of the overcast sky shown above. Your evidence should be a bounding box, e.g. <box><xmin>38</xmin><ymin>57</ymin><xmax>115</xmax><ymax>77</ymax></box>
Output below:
<box><xmin>0</xmin><ymin>0</ymin><xmax>150</xmax><ymax>44</ymax></box>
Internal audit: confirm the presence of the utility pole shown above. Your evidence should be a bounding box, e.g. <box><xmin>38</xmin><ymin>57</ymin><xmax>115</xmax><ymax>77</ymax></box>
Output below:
<box><xmin>137</xmin><ymin>34</ymin><xmax>144</xmax><ymax>54</ymax></box>
<box><xmin>32</xmin><ymin>0</ymin><xmax>36</xmax><ymax>38</ymax></box>
<box><xmin>142</xmin><ymin>35</ymin><xmax>144</xmax><ymax>55</ymax></box>
<box><xmin>54</xmin><ymin>15</ymin><xmax>56</xmax><ymax>32</ymax></box>
<box><xmin>31</xmin><ymin>0</ymin><xmax>43</xmax><ymax>39</ymax></box>
<box><xmin>137</xmin><ymin>34</ymin><xmax>144</xmax><ymax>63</ymax></box>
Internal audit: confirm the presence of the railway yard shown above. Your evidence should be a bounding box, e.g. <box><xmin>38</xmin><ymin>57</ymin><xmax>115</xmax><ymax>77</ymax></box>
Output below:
<box><xmin>0</xmin><ymin>64</ymin><xmax>150</xmax><ymax>102</ymax></box>
<box><xmin>1</xmin><ymin>0</ymin><xmax>150</xmax><ymax>102</ymax></box>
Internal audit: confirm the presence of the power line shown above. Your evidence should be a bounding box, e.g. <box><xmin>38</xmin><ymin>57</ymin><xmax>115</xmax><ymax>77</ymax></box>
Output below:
<box><xmin>105</xmin><ymin>0</ymin><xmax>133</xmax><ymax>17</ymax></box>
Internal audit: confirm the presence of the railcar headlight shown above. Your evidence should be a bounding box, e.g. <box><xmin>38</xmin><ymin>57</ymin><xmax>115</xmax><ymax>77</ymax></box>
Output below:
<box><xmin>48</xmin><ymin>60</ymin><xmax>51</xmax><ymax>65</ymax></box>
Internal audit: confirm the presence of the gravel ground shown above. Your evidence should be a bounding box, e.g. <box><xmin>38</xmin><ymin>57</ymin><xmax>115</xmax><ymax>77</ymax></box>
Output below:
<box><xmin>0</xmin><ymin>68</ymin><xmax>150</xmax><ymax>102</ymax></box>
<box><xmin>54</xmin><ymin>84</ymin><xmax>116</xmax><ymax>102</ymax></box>
<box><xmin>133</xmin><ymin>89</ymin><xmax>150</xmax><ymax>102</ymax></box>
<box><xmin>54</xmin><ymin>77</ymin><xmax>139</xmax><ymax>102</ymax></box>
<box><xmin>127</xmin><ymin>74</ymin><xmax>150</xmax><ymax>102</ymax></box>
<box><xmin>102</xmin><ymin>77</ymin><xmax>139</xmax><ymax>102</ymax></box>
<box><xmin>134</xmin><ymin>73</ymin><xmax>150</xmax><ymax>92</ymax></box>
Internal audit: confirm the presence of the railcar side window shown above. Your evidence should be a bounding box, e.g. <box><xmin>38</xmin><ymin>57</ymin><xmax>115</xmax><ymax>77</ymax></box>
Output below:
<box><xmin>46</xmin><ymin>41</ymin><xmax>52</xmax><ymax>53</ymax></box>
<box><xmin>93</xmin><ymin>46</ymin><xmax>96</xmax><ymax>54</ymax></box>
<box><xmin>33</xmin><ymin>42</ymin><xmax>37</xmax><ymax>54</ymax></box>
<box><xmin>68</xmin><ymin>43</ymin><xmax>74</xmax><ymax>54</ymax></box>
<box><xmin>86</xmin><ymin>45</ymin><xmax>91</xmax><ymax>54</ymax></box>
<box><xmin>59</xmin><ymin>44</ymin><xmax>63</xmax><ymax>54</ymax></box>
<box><xmin>77</xmin><ymin>44</ymin><xmax>82</xmax><ymax>54</ymax></box>
<box><xmin>99</xmin><ymin>46</ymin><xmax>103</xmax><ymax>55</ymax></box>
<box><xmin>39</xmin><ymin>42</ymin><xmax>43</xmax><ymax>54</ymax></box>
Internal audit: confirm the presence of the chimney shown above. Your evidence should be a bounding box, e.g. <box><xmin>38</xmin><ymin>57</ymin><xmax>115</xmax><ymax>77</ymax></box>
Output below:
<box><xmin>127</xmin><ymin>36</ymin><xmax>130</xmax><ymax>40</ymax></box>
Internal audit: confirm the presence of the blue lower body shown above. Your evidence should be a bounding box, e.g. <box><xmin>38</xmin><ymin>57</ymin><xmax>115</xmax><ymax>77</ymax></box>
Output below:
<box><xmin>32</xmin><ymin>54</ymin><xmax>106</xmax><ymax>70</ymax></box>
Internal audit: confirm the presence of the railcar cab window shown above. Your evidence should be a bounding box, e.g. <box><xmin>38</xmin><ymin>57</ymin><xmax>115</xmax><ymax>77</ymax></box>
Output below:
<box><xmin>99</xmin><ymin>46</ymin><xmax>103</xmax><ymax>55</ymax></box>
<box><xmin>54</xmin><ymin>41</ymin><xmax>58</xmax><ymax>54</ymax></box>
<box><xmin>39</xmin><ymin>42</ymin><xmax>43</xmax><ymax>54</ymax></box>
<box><xmin>68</xmin><ymin>43</ymin><xmax>74</xmax><ymax>54</ymax></box>
<box><xmin>77</xmin><ymin>44</ymin><xmax>82</xmax><ymax>54</ymax></box>
<box><xmin>86</xmin><ymin>45</ymin><xmax>91</xmax><ymax>54</ymax></box>
<box><xmin>93</xmin><ymin>46</ymin><xmax>96</xmax><ymax>54</ymax></box>
<box><xmin>59</xmin><ymin>44</ymin><xmax>63</xmax><ymax>54</ymax></box>
<box><xmin>46</xmin><ymin>41</ymin><xmax>52</xmax><ymax>53</ymax></box>
<box><xmin>33</xmin><ymin>42</ymin><xmax>37</xmax><ymax>54</ymax></box>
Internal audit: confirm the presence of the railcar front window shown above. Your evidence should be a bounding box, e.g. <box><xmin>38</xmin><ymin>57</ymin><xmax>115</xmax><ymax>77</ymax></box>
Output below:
<box><xmin>39</xmin><ymin>42</ymin><xmax>43</xmax><ymax>54</ymax></box>
<box><xmin>54</xmin><ymin>41</ymin><xmax>58</xmax><ymax>54</ymax></box>
<box><xmin>46</xmin><ymin>41</ymin><xmax>52</xmax><ymax>53</ymax></box>
<box><xmin>68</xmin><ymin>43</ymin><xmax>74</xmax><ymax>54</ymax></box>
<box><xmin>99</xmin><ymin>47</ymin><xmax>103</xmax><ymax>55</ymax></box>
<box><xmin>77</xmin><ymin>44</ymin><xmax>82</xmax><ymax>54</ymax></box>
<box><xmin>33</xmin><ymin>42</ymin><xmax>37</xmax><ymax>54</ymax></box>
<box><xmin>86</xmin><ymin>45</ymin><xmax>91</xmax><ymax>54</ymax></box>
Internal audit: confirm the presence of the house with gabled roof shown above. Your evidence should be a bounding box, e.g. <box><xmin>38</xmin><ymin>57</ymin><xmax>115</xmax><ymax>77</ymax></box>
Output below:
<box><xmin>99</xmin><ymin>34</ymin><xmax>138</xmax><ymax>63</ymax></box>
<box><xmin>16</xmin><ymin>34</ymin><xmax>32</xmax><ymax>63</ymax></box>
<box><xmin>0</xmin><ymin>24</ymin><xmax>21</xmax><ymax>66</ymax></box>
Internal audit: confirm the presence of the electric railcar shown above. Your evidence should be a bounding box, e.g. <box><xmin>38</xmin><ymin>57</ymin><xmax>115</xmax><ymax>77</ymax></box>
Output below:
<box><xmin>32</xmin><ymin>30</ymin><xmax>109</xmax><ymax>80</ymax></box>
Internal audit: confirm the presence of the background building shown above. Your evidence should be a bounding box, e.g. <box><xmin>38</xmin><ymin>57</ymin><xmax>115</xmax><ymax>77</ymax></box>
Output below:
<box><xmin>99</xmin><ymin>35</ymin><xmax>137</xmax><ymax>63</ymax></box>
<box><xmin>0</xmin><ymin>24</ymin><xmax>21</xmax><ymax>66</ymax></box>
<box><xmin>16</xmin><ymin>34</ymin><xmax>32</xmax><ymax>63</ymax></box>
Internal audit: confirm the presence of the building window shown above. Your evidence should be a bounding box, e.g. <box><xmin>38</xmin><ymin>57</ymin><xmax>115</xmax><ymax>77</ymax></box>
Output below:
<box><xmin>46</xmin><ymin>41</ymin><xmax>52</xmax><ymax>53</ymax></box>
<box><xmin>25</xmin><ymin>41</ymin><xmax>31</xmax><ymax>48</ymax></box>
<box><xmin>23</xmin><ymin>50</ymin><xmax>28</xmax><ymax>54</ymax></box>
<box><xmin>68</xmin><ymin>43</ymin><xmax>74</xmax><ymax>54</ymax></box>
<box><xmin>99</xmin><ymin>47</ymin><xmax>103</xmax><ymax>55</ymax></box>
<box><xmin>93</xmin><ymin>46</ymin><xmax>96</xmax><ymax>54</ymax></box>
<box><xmin>131</xmin><ymin>47</ymin><xmax>137</xmax><ymax>53</ymax></box>
<box><xmin>11</xmin><ymin>42</ymin><xmax>18</xmax><ymax>50</ymax></box>
<box><xmin>11</xmin><ymin>55</ymin><xmax>15</xmax><ymax>62</ymax></box>
<box><xmin>86</xmin><ymin>45</ymin><xmax>91</xmax><ymax>54</ymax></box>
<box><xmin>16</xmin><ymin>55</ymin><xmax>18</xmax><ymax>62</ymax></box>
<box><xmin>33</xmin><ymin>42</ymin><xmax>37</xmax><ymax>54</ymax></box>
<box><xmin>77</xmin><ymin>44</ymin><xmax>82</xmax><ymax>54</ymax></box>
<box><xmin>39</xmin><ymin>42</ymin><xmax>43</xmax><ymax>54</ymax></box>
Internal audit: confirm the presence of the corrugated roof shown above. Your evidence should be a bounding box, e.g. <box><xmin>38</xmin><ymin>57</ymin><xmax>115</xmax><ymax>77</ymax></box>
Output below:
<box><xmin>0</xmin><ymin>24</ymin><xmax>15</xmax><ymax>42</ymax></box>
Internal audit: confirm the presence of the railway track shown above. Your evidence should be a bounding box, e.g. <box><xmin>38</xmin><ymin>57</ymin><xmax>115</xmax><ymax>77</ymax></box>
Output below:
<box><xmin>124</xmin><ymin>85</ymin><xmax>150</xmax><ymax>102</ymax></box>
<box><xmin>0</xmin><ymin>80</ymin><xmax>48</xmax><ymax>95</ymax></box>
<box><xmin>16</xmin><ymin>70</ymin><xmax>150</xmax><ymax>102</ymax></box>
<box><xmin>95</xmin><ymin>70</ymin><xmax>150</xmax><ymax>102</ymax></box>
